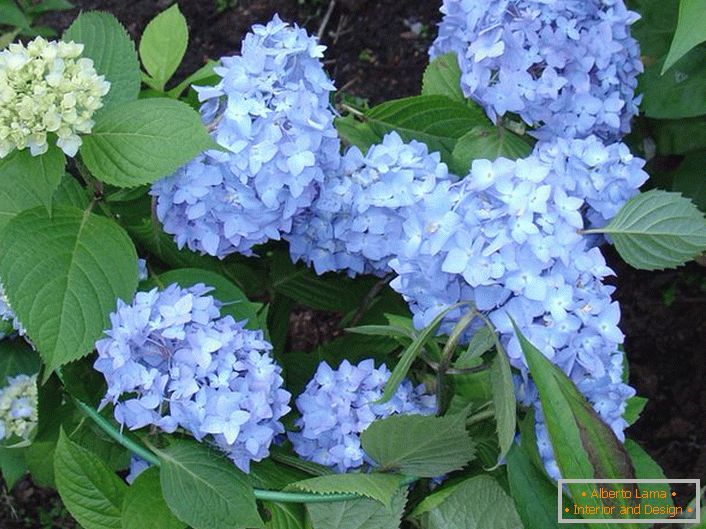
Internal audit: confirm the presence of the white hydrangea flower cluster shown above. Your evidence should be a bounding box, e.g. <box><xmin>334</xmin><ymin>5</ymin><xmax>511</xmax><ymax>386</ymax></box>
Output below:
<box><xmin>0</xmin><ymin>374</ymin><xmax>37</xmax><ymax>442</ymax></box>
<box><xmin>0</xmin><ymin>37</ymin><xmax>110</xmax><ymax>158</ymax></box>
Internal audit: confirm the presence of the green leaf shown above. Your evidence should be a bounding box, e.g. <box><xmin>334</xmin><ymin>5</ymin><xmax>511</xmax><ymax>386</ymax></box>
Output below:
<box><xmin>0</xmin><ymin>206</ymin><xmax>138</xmax><ymax>373</ymax></box>
<box><xmin>148</xmin><ymin>268</ymin><xmax>260</xmax><ymax>329</ymax></box>
<box><xmin>155</xmin><ymin>440</ymin><xmax>263</xmax><ymax>529</ymax></box>
<box><xmin>334</xmin><ymin>115</ymin><xmax>380</xmax><ymax>153</ymax></box>
<box><xmin>413</xmin><ymin>475</ymin><xmax>521</xmax><ymax>529</ymax></box>
<box><xmin>249</xmin><ymin>458</ymin><xmax>311</xmax><ymax>490</ymax></box>
<box><xmin>26</xmin><ymin>0</ymin><xmax>74</xmax><ymax>15</ymax></box>
<box><xmin>0</xmin><ymin>447</ymin><xmax>27</xmax><ymax>489</ymax></box>
<box><xmin>167</xmin><ymin>60</ymin><xmax>219</xmax><ymax>98</ymax></box>
<box><xmin>306</xmin><ymin>490</ymin><xmax>407</xmax><ymax>529</ymax></box>
<box><xmin>63</xmin><ymin>11</ymin><xmax>140</xmax><ymax>111</ymax></box>
<box><xmin>662</xmin><ymin>0</ymin><xmax>706</xmax><ymax>73</ymax></box>
<box><xmin>631</xmin><ymin>0</ymin><xmax>680</xmax><ymax>62</ymax></box>
<box><xmin>80</xmin><ymin>98</ymin><xmax>213</xmax><ymax>187</ymax></box>
<box><xmin>450</xmin><ymin>126</ymin><xmax>532</xmax><ymax>174</ymax></box>
<box><xmin>24</xmin><ymin>375</ymin><xmax>64</xmax><ymax>487</ymax></box>
<box><xmin>361</xmin><ymin>411</ymin><xmax>475</xmax><ymax>477</ymax></box>
<box><xmin>0</xmin><ymin>146</ymin><xmax>65</xmax><ymax>231</ymax></box>
<box><xmin>345</xmin><ymin>324</ymin><xmax>413</xmax><ymax>340</ymax></box>
<box><xmin>489</xmin><ymin>349</ymin><xmax>516</xmax><ymax>466</ymax></box>
<box><xmin>641</xmin><ymin>50</ymin><xmax>706</xmax><ymax>119</ymax></box>
<box><xmin>54</xmin><ymin>429</ymin><xmax>127</xmax><ymax>529</ymax></box>
<box><xmin>379</xmin><ymin>303</ymin><xmax>465</xmax><ymax>404</ymax></box>
<box><xmin>0</xmin><ymin>0</ymin><xmax>29</xmax><ymax>28</ymax></box>
<box><xmin>515</xmin><ymin>324</ymin><xmax>640</xmax><ymax>528</ymax></box>
<box><xmin>122</xmin><ymin>467</ymin><xmax>185</xmax><ymax>529</ymax></box>
<box><xmin>363</xmin><ymin>95</ymin><xmax>488</xmax><ymax>162</ymax></box>
<box><xmin>139</xmin><ymin>5</ymin><xmax>189</xmax><ymax>91</ymax></box>
<box><xmin>289</xmin><ymin>473</ymin><xmax>404</xmax><ymax>507</ymax></box>
<box><xmin>507</xmin><ymin>443</ymin><xmax>583</xmax><ymax>529</ymax></box>
<box><xmin>454</xmin><ymin>326</ymin><xmax>494</xmax><ymax>368</ymax></box>
<box><xmin>264</xmin><ymin>502</ymin><xmax>305</xmax><ymax>529</ymax></box>
<box><xmin>271</xmin><ymin>250</ymin><xmax>374</xmax><ymax>313</ymax></box>
<box><xmin>422</xmin><ymin>53</ymin><xmax>464</xmax><ymax>102</ymax></box>
<box><xmin>672</xmin><ymin>151</ymin><xmax>706</xmax><ymax>211</ymax></box>
<box><xmin>53</xmin><ymin>173</ymin><xmax>90</xmax><ymax>209</ymax></box>
<box><xmin>595</xmin><ymin>190</ymin><xmax>706</xmax><ymax>270</ymax></box>
<box><xmin>653</xmin><ymin>116</ymin><xmax>706</xmax><ymax>156</ymax></box>
<box><xmin>0</xmin><ymin>339</ymin><xmax>40</xmax><ymax>382</ymax></box>
<box><xmin>625</xmin><ymin>440</ymin><xmax>673</xmax><ymax>513</ymax></box>
<box><xmin>624</xmin><ymin>396</ymin><xmax>648</xmax><ymax>426</ymax></box>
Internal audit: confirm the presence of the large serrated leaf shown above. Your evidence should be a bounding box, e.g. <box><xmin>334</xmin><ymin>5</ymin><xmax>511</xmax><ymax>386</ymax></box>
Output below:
<box><xmin>63</xmin><ymin>11</ymin><xmax>140</xmax><ymax>111</ymax></box>
<box><xmin>54</xmin><ymin>429</ymin><xmax>127</xmax><ymax>529</ymax></box>
<box><xmin>507</xmin><ymin>443</ymin><xmax>580</xmax><ymax>529</ymax></box>
<box><xmin>640</xmin><ymin>50</ymin><xmax>706</xmax><ymax>119</ymax></box>
<box><xmin>53</xmin><ymin>174</ymin><xmax>90</xmax><ymax>209</ymax></box>
<box><xmin>596</xmin><ymin>189</ymin><xmax>706</xmax><ymax>270</ymax></box>
<box><xmin>289</xmin><ymin>473</ymin><xmax>404</xmax><ymax>507</ymax></box>
<box><xmin>0</xmin><ymin>447</ymin><xmax>27</xmax><ymax>489</ymax></box>
<box><xmin>0</xmin><ymin>206</ymin><xmax>138</xmax><ymax>373</ymax></box>
<box><xmin>450</xmin><ymin>125</ymin><xmax>533</xmax><ymax>174</ymax></box>
<box><xmin>80</xmin><ymin>98</ymin><xmax>213</xmax><ymax>187</ymax></box>
<box><xmin>264</xmin><ymin>502</ymin><xmax>305</xmax><ymax>529</ymax></box>
<box><xmin>490</xmin><ymin>348</ymin><xmax>516</xmax><ymax>466</ymax></box>
<box><xmin>413</xmin><ymin>475</ymin><xmax>522</xmax><ymax>529</ymax></box>
<box><xmin>361</xmin><ymin>411</ymin><xmax>475</xmax><ymax>478</ymax></box>
<box><xmin>662</xmin><ymin>0</ymin><xmax>706</xmax><ymax>73</ymax></box>
<box><xmin>271</xmin><ymin>250</ymin><xmax>374</xmax><ymax>313</ymax></box>
<box><xmin>625</xmin><ymin>440</ymin><xmax>673</xmax><ymax>514</ymax></box>
<box><xmin>122</xmin><ymin>467</ymin><xmax>185</xmax><ymax>529</ymax></box>
<box><xmin>0</xmin><ymin>146</ymin><xmax>65</xmax><ymax>231</ymax></box>
<box><xmin>139</xmin><ymin>5</ymin><xmax>189</xmax><ymax>91</ymax></box>
<box><xmin>0</xmin><ymin>0</ymin><xmax>29</xmax><ymax>28</ymax></box>
<box><xmin>155</xmin><ymin>440</ymin><xmax>263</xmax><ymax>529</ymax></box>
<box><xmin>515</xmin><ymin>325</ymin><xmax>640</xmax><ymax>529</ymax></box>
<box><xmin>364</xmin><ymin>95</ymin><xmax>487</xmax><ymax>162</ymax></box>
<box><xmin>306</xmin><ymin>489</ymin><xmax>407</xmax><ymax>529</ymax></box>
<box><xmin>422</xmin><ymin>53</ymin><xmax>465</xmax><ymax>102</ymax></box>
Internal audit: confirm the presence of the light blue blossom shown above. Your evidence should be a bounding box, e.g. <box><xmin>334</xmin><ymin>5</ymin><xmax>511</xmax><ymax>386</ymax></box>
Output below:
<box><xmin>430</xmin><ymin>0</ymin><xmax>643</xmax><ymax>141</ymax></box>
<box><xmin>289</xmin><ymin>359</ymin><xmax>436</xmax><ymax>472</ymax></box>
<box><xmin>94</xmin><ymin>283</ymin><xmax>291</xmax><ymax>473</ymax></box>
<box><xmin>151</xmin><ymin>15</ymin><xmax>340</xmax><ymax>258</ymax></box>
<box><xmin>287</xmin><ymin>132</ymin><xmax>455</xmax><ymax>277</ymax></box>
<box><xmin>389</xmin><ymin>136</ymin><xmax>646</xmax><ymax>477</ymax></box>
<box><xmin>126</xmin><ymin>456</ymin><xmax>150</xmax><ymax>484</ymax></box>
<box><xmin>0</xmin><ymin>374</ymin><xmax>37</xmax><ymax>442</ymax></box>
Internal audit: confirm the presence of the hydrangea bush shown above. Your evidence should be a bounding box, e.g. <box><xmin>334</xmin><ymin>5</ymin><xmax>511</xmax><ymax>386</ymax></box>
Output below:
<box><xmin>0</xmin><ymin>2</ymin><xmax>704</xmax><ymax>529</ymax></box>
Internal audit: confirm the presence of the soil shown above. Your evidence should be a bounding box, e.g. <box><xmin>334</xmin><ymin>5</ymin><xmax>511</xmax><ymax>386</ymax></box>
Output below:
<box><xmin>1</xmin><ymin>0</ymin><xmax>705</xmax><ymax>527</ymax></box>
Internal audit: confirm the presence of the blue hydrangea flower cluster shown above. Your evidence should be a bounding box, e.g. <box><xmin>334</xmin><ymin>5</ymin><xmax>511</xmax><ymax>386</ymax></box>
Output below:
<box><xmin>151</xmin><ymin>16</ymin><xmax>340</xmax><ymax>258</ymax></box>
<box><xmin>430</xmin><ymin>0</ymin><xmax>643</xmax><ymax>140</ymax></box>
<box><xmin>289</xmin><ymin>359</ymin><xmax>436</xmax><ymax>472</ymax></box>
<box><xmin>287</xmin><ymin>132</ymin><xmax>455</xmax><ymax>277</ymax></box>
<box><xmin>0</xmin><ymin>374</ymin><xmax>37</xmax><ymax>442</ymax></box>
<box><xmin>388</xmin><ymin>136</ymin><xmax>647</xmax><ymax>476</ymax></box>
<box><xmin>94</xmin><ymin>283</ymin><xmax>291</xmax><ymax>473</ymax></box>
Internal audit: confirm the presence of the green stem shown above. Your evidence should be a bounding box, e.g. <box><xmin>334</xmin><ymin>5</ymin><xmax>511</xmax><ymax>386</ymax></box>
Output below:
<box><xmin>71</xmin><ymin>395</ymin><xmax>417</xmax><ymax>504</ymax></box>
<box><xmin>70</xmin><ymin>397</ymin><xmax>161</xmax><ymax>467</ymax></box>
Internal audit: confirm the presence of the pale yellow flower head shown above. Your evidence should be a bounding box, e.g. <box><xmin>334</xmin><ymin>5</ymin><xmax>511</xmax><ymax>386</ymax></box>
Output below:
<box><xmin>0</xmin><ymin>37</ymin><xmax>111</xmax><ymax>158</ymax></box>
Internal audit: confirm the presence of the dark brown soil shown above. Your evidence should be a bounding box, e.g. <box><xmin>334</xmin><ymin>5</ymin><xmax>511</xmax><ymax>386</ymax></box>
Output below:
<box><xmin>1</xmin><ymin>0</ymin><xmax>704</xmax><ymax>527</ymax></box>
